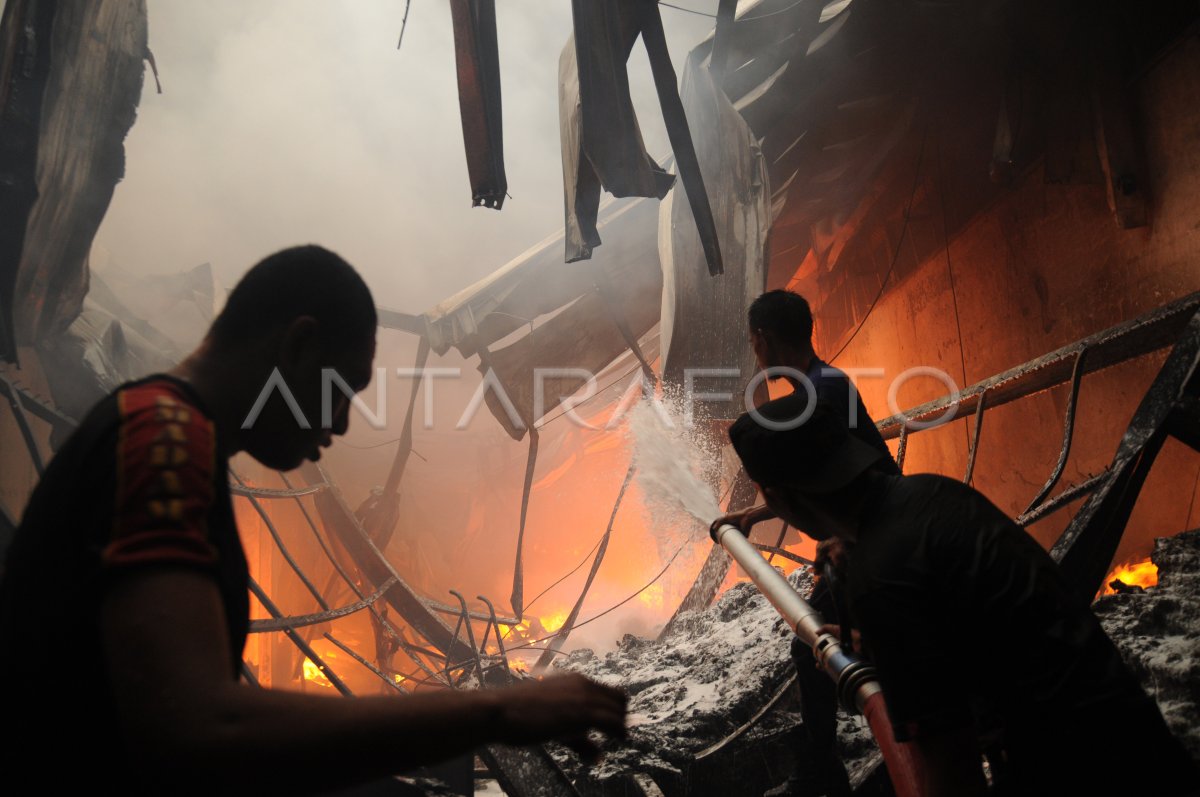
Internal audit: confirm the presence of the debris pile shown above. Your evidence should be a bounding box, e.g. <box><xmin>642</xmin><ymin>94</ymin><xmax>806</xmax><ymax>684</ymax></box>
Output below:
<box><xmin>554</xmin><ymin>567</ymin><xmax>876</xmax><ymax>795</ymax></box>
<box><xmin>1094</xmin><ymin>528</ymin><xmax>1200</xmax><ymax>761</ymax></box>
<box><xmin>549</xmin><ymin>529</ymin><xmax>1200</xmax><ymax>795</ymax></box>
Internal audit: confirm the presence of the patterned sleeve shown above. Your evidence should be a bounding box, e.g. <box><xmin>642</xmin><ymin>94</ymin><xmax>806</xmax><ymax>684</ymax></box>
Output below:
<box><xmin>102</xmin><ymin>385</ymin><xmax>220</xmax><ymax>572</ymax></box>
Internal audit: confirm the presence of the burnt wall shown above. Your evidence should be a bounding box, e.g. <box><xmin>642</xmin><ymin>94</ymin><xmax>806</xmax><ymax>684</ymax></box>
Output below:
<box><xmin>821</xmin><ymin>34</ymin><xmax>1200</xmax><ymax>565</ymax></box>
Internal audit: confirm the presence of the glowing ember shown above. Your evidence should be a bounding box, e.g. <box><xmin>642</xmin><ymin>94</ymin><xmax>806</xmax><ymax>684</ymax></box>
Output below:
<box><xmin>1100</xmin><ymin>557</ymin><xmax>1158</xmax><ymax>596</ymax></box>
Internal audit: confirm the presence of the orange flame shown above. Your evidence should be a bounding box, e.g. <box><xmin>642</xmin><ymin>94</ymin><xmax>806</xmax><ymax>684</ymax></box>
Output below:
<box><xmin>540</xmin><ymin>610</ymin><xmax>570</xmax><ymax>633</ymax></box>
<box><xmin>1100</xmin><ymin>557</ymin><xmax>1158</xmax><ymax>596</ymax></box>
<box><xmin>302</xmin><ymin>657</ymin><xmax>333</xmax><ymax>688</ymax></box>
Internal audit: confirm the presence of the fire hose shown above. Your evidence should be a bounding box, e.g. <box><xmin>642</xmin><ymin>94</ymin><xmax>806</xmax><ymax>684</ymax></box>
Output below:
<box><xmin>709</xmin><ymin>521</ymin><xmax>928</xmax><ymax>797</ymax></box>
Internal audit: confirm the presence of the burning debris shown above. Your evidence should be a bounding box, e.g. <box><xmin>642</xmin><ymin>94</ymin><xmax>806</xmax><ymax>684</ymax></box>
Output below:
<box><xmin>1100</xmin><ymin>556</ymin><xmax>1159</xmax><ymax>596</ymax></box>
<box><xmin>550</xmin><ymin>567</ymin><xmax>876</xmax><ymax>796</ymax></box>
<box><xmin>541</xmin><ymin>530</ymin><xmax>1200</xmax><ymax>796</ymax></box>
<box><xmin>1094</xmin><ymin>529</ymin><xmax>1200</xmax><ymax>761</ymax></box>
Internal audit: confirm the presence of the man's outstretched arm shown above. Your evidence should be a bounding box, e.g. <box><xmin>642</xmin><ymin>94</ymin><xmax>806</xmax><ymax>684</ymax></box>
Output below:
<box><xmin>103</xmin><ymin>567</ymin><xmax>627</xmax><ymax>794</ymax></box>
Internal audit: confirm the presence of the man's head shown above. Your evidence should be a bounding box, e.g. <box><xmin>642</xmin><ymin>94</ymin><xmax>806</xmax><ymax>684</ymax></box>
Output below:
<box><xmin>747</xmin><ymin>290</ymin><xmax>814</xmax><ymax>371</ymax></box>
<box><xmin>208</xmin><ymin>245</ymin><xmax>377</xmax><ymax>470</ymax></box>
<box><xmin>729</xmin><ymin>395</ymin><xmax>885</xmax><ymax>539</ymax></box>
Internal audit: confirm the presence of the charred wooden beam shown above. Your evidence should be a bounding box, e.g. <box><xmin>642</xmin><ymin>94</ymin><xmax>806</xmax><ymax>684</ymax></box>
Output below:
<box><xmin>300</xmin><ymin>462</ymin><xmax>477</xmax><ymax>664</ymax></box>
<box><xmin>1051</xmin><ymin>308</ymin><xmax>1200</xmax><ymax>601</ymax></box>
<box><xmin>875</xmin><ymin>291</ymin><xmax>1200</xmax><ymax>439</ymax></box>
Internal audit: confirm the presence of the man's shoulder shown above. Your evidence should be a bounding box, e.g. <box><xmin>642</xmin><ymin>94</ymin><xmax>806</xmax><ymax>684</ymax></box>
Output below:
<box><xmin>115</xmin><ymin>375</ymin><xmax>210</xmax><ymax>421</ymax></box>
<box><xmin>807</xmin><ymin>358</ymin><xmax>853</xmax><ymax>403</ymax></box>
<box><xmin>809</xmin><ymin>358</ymin><xmax>849</xmax><ymax>383</ymax></box>
<box><xmin>864</xmin><ymin>474</ymin><xmax>1012</xmax><ymax>550</ymax></box>
<box><xmin>889</xmin><ymin>472</ymin><xmax>992</xmax><ymax>504</ymax></box>
<box><xmin>113</xmin><ymin>375</ymin><xmax>219</xmax><ymax>480</ymax></box>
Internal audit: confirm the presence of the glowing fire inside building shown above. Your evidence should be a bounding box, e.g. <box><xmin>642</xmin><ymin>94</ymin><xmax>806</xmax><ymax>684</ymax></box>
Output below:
<box><xmin>0</xmin><ymin>1</ymin><xmax>1198</xmax><ymax>795</ymax></box>
<box><xmin>1101</xmin><ymin>558</ymin><xmax>1160</xmax><ymax>596</ymax></box>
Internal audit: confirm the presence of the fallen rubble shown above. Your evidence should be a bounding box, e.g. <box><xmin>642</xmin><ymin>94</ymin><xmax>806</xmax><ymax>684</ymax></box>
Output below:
<box><xmin>1093</xmin><ymin>528</ymin><xmax>1200</xmax><ymax>761</ymax></box>
<box><xmin>550</xmin><ymin>530</ymin><xmax>1200</xmax><ymax>795</ymax></box>
<box><xmin>553</xmin><ymin>567</ymin><xmax>876</xmax><ymax>795</ymax></box>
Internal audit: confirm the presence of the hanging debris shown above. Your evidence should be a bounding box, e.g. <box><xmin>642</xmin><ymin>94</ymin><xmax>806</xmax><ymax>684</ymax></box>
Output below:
<box><xmin>449</xmin><ymin>0</ymin><xmax>507</xmax><ymax>209</ymax></box>
<box><xmin>560</xmin><ymin>0</ymin><xmax>721</xmax><ymax>274</ymax></box>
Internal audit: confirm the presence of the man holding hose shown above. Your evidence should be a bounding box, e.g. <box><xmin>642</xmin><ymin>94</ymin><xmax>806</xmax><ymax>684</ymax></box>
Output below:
<box><xmin>721</xmin><ymin>289</ymin><xmax>899</xmax><ymax>796</ymax></box>
<box><xmin>723</xmin><ymin>393</ymin><xmax>1198</xmax><ymax>796</ymax></box>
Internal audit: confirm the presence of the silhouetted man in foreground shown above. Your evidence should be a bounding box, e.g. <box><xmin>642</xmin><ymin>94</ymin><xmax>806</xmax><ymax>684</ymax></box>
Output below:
<box><xmin>727</xmin><ymin>394</ymin><xmax>1198</xmax><ymax>797</ymax></box>
<box><xmin>0</xmin><ymin>246</ymin><xmax>627</xmax><ymax>793</ymax></box>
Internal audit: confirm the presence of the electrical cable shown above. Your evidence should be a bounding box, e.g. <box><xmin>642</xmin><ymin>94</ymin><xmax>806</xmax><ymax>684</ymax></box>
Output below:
<box><xmin>828</xmin><ymin>120</ymin><xmax>931</xmax><ymax>365</ymax></box>
<box><xmin>659</xmin><ymin>0</ymin><xmax>809</xmax><ymax>21</ymax></box>
<box><xmin>503</xmin><ymin>543</ymin><xmax>690</xmax><ymax>654</ymax></box>
<box><xmin>658</xmin><ymin>1</ymin><xmax>717</xmax><ymax>17</ymax></box>
<box><xmin>503</xmin><ymin>477</ymin><xmax>738</xmax><ymax>641</ymax></box>
<box><xmin>536</xmin><ymin>361</ymin><xmax>646</xmax><ymax>428</ymax></box>
<box><xmin>935</xmin><ymin>125</ymin><xmax>972</xmax><ymax>453</ymax></box>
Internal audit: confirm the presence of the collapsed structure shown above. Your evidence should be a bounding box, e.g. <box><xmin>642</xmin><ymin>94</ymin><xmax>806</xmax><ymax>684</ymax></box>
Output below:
<box><xmin>1</xmin><ymin>1</ymin><xmax>1199</xmax><ymax>795</ymax></box>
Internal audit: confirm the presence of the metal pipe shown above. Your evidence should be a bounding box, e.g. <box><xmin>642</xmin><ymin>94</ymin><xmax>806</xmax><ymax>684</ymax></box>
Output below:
<box><xmin>709</xmin><ymin>522</ymin><xmax>926</xmax><ymax>797</ymax></box>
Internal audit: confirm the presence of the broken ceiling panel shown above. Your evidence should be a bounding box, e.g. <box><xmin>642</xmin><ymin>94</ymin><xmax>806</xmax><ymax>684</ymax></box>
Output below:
<box><xmin>568</xmin><ymin>0</ymin><xmax>675</xmax><ymax>200</ymax></box>
<box><xmin>559</xmin><ymin>0</ymin><xmax>677</xmax><ymax>263</ymax></box>
<box><xmin>421</xmin><ymin>195</ymin><xmax>659</xmax><ymax>359</ymax></box>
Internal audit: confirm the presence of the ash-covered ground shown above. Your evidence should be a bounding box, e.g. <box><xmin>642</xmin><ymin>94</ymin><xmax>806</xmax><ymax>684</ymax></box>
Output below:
<box><xmin>547</xmin><ymin>530</ymin><xmax>1200</xmax><ymax>796</ymax></box>
<box><xmin>1093</xmin><ymin>528</ymin><xmax>1200</xmax><ymax>761</ymax></box>
<box><xmin>552</xmin><ymin>566</ymin><xmax>876</xmax><ymax>795</ymax></box>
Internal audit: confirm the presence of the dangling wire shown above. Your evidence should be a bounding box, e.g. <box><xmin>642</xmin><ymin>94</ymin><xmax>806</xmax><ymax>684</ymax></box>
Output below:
<box><xmin>934</xmin><ymin>123</ymin><xmax>972</xmax><ymax>454</ymax></box>
<box><xmin>397</xmin><ymin>0</ymin><xmax>413</xmax><ymax>50</ymax></box>
<box><xmin>828</xmin><ymin>119</ymin><xmax>931</xmax><ymax>365</ymax></box>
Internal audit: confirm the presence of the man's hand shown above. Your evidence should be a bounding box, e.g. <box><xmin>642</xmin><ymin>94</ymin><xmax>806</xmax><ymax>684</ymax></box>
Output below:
<box><xmin>817</xmin><ymin>623</ymin><xmax>862</xmax><ymax>652</ymax></box>
<box><xmin>493</xmin><ymin>674</ymin><xmax>628</xmax><ymax>763</ymax></box>
<box><xmin>712</xmin><ymin>504</ymin><xmax>776</xmax><ymax>535</ymax></box>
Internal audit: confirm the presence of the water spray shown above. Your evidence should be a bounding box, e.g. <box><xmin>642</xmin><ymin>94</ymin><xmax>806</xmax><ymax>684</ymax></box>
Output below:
<box><xmin>709</xmin><ymin>520</ymin><xmax>928</xmax><ymax>797</ymax></box>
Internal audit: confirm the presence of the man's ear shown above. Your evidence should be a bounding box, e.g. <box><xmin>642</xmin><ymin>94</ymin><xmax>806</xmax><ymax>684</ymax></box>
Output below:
<box><xmin>279</xmin><ymin>316</ymin><xmax>320</xmax><ymax>374</ymax></box>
